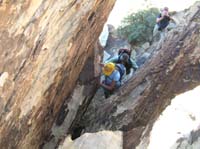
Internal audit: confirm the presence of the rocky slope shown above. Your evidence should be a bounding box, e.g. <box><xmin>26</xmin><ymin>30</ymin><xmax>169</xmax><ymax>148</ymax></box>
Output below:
<box><xmin>59</xmin><ymin>130</ymin><xmax>122</xmax><ymax>149</ymax></box>
<box><xmin>1</xmin><ymin>1</ymin><xmax>200</xmax><ymax>149</ymax></box>
<box><xmin>0</xmin><ymin>0</ymin><xmax>115</xmax><ymax>148</ymax></box>
<box><xmin>68</xmin><ymin>2</ymin><xmax>200</xmax><ymax>148</ymax></box>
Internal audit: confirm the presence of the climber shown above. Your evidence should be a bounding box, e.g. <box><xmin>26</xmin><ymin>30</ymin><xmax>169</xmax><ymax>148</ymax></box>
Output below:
<box><xmin>105</xmin><ymin>48</ymin><xmax>138</xmax><ymax>75</ymax></box>
<box><xmin>153</xmin><ymin>7</ymin><xmax>175</xmax><ymax>41</ymax></box>
<box><xmin>100</xmin><ymin>62</ymin><xmax>125</xmax><ymax>98</ymax></box>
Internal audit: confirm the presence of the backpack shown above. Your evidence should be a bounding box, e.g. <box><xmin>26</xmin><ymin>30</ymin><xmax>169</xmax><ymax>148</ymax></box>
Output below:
<box><xmin>118</xmin><ymin>48</ymin><xmax>131</xmax><ymax>57</ymax></box>
<box><xmin>115</xmin><ymin>64</ymin><xmax>125</xmax><ymax>81</ymax></box>
<box><xmin>105</xmin><ymin>68</ymin><xmax>122</xmax><ymax>88</ymax></box>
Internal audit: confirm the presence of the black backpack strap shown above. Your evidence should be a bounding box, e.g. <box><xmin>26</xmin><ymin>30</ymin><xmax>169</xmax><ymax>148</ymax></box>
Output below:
<box><xmin>118</xmin><ymin>55</ymin><xmax>121</xmax><ymax>63</ymax></box>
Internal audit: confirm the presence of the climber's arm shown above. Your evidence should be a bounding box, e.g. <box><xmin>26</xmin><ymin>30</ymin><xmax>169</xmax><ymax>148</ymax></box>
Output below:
<box><xmin>105</xmin><ymin>56</ymin><xmax>119</xmax><ymax>64</ymax></box>
<box><xmin>130</xmin><ymin>59</ymin><xmax>138</xmax><ymax>71</ymax></box>
<box><xmin>156</xmin><ymin>16</ymin><xmax>164</xmax><ymax>23</ymax></box>
<box><xmin>100</xmin><ymin>81</ymin><xmax>115</xmax><ymax>91</ymax></box>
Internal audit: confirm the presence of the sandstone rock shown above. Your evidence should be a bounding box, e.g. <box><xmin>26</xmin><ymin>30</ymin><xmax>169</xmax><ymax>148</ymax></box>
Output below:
<box><xmin>136</xmin><ymin>52</ymin><xmax>151</xmax><ymax>67</ymax></box>
<box><xmin>171</xmin><ymin>128</ymin><xmax>200</xmax><ymax>149</ymax></box>
<box><xmin>104</xmin><ymin>24</ymin><xmax>130</xmax><ymax>56</ymax></box>
<box><xmin>81</xmin><ymin>2</ymin><xmax>200</xmax><ymax>148</ymax></box>
<box><xmin>141</xmin><ymin>42</ymin><xmax>150</xmax><ymax>51</ymax></box>
<box><xmin>0</xmin><ymin>0</ymin><xmax>116</xmax><ymax>148</ymax></box>
<box><xmin>58</xmin><ymin>131</ymin><xmax>123</xmax><ymax>149</ymax></box>
<box><xmin>137</xmin><ymin>86</ymin><xmax>200</xmax><ymax>149</ymax></box>
<box><xmin>43</xmin><ymin>42</ymin><xmax>103</xmax><ymax>149</ymax></box>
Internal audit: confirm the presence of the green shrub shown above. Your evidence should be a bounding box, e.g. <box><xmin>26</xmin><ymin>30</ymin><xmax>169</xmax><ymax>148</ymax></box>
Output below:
<box><xmin>117</xmin><ymin>8</ymin><xmax>159</xmax><ymax>46</ymax></box>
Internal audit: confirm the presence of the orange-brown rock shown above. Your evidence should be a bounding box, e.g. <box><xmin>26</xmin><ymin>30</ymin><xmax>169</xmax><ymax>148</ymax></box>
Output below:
<box><xmin>0</xmin><ymin>0</ymin><xmax>115</xmax><ymax>148</ymax></box>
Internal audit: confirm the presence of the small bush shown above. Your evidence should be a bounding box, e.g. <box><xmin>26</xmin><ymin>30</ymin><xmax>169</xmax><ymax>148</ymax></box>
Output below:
<box><xmin>117</xmin><ymin>8</ymin><xmax>159</xmax><ymax>46</ymax></box>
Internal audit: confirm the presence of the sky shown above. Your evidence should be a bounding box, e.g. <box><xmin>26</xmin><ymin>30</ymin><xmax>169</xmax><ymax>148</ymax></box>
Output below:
<box><xmin>107</xmin><ymin>0</ymin><xmax>199</xmax><ymax>28</ymax></box>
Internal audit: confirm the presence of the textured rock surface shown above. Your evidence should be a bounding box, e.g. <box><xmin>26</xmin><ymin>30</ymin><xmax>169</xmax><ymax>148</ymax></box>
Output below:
<box><xmin>104</xmin><ymin>24</ymin><xmax>131</xmax><ymax>57</ymax></box>
<box><xmin>0</xmin><ymin>0</ymin><xmax>115</xmax><ymax>148</ymax></box>
<box><xmin>137</xmin><ymin>86</ymin><xmax>200</xmax><ymax>149</ymax></box>
<box><xmin>43</xmin><ymin>42</ymin><xmax>103</xmax><ymax>149</ymax></box>
<box><xmin>58</xmin><ymin>131</ymin><xmax>122</xmax><ymax>149</ymax></box>
<box><xmin>82</xmin><ymin>2</ymin><xmax>200</xmax><ymax>148</ymax></box>
<box><xmin>171</xmin><ymin>128</ymin><xmax>200</xmax><ymax>149</ymax></box>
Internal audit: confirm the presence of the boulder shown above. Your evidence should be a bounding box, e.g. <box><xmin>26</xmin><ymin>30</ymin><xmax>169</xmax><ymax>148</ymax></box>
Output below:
<box><xmin>0</xmin><ymin>0</ymin><xmax>116</xmax><ymax>148</ymax></box>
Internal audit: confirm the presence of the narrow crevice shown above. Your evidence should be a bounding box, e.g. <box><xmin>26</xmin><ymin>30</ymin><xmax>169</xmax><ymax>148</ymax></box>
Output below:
<box><xmin>70</xmin><ymin>125</ymin><xmax>85</xmax><ymax>140</ymax></box>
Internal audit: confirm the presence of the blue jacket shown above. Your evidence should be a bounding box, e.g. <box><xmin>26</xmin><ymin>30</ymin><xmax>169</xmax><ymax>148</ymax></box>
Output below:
<box><xmin>105</xmin><ymin>55</ymin><xmax>138</xmax><ymax>74</ymax></box>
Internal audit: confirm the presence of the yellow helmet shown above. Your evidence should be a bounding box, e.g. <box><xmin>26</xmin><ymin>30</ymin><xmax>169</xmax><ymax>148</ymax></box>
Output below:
<box><xmin>102</xmin><ymin>62</ymin><xmax>115</xmax><ymax>76</ymax></box>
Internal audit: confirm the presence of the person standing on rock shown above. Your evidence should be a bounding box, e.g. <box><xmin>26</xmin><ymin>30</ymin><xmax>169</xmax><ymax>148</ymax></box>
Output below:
<box><xmin>153</xmin><ymin>7</ymin><xmax>175</xmax><ymax>42</ymax></box>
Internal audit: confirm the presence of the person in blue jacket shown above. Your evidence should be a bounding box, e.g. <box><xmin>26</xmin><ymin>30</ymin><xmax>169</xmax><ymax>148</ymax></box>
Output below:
<box><xmin>100</xmin><ymin>62</ymin><xmax>125</xmax><ymax>98</ymax></box>
<box><xmin>105</xmin><ymin>49</ymin><xmax>138</xmax><ymax>75</ymax></box>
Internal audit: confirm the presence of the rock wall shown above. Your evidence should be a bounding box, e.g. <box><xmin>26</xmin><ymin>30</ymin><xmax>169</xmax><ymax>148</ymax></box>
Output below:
<box><xmin>0</xmin><ymin>0</ymin><xmax>115</xmax><ymax>148</ymax></box>
<box><xmin>82</xmin><ymin>2</ymin><xmax>200</xmax><ymax>148</ymax></box>
<box><xmin>43</xmin><ymin>42</ymin><xmax>103</xmax><ymax>149</ymax></box>
<box><xmin>137</xmin><ymin>85</ymin><xmax>200</xmax><ymax>149</ymax></box>
<box><xmin>171</xmin><ymin>128</ymin><xmax>200</xmax><ymax>149</ymax></box>
<box><xmin>58</xmin><ymin>130</ymin><xmax>123</xmax><ymax>149</ymax></box>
